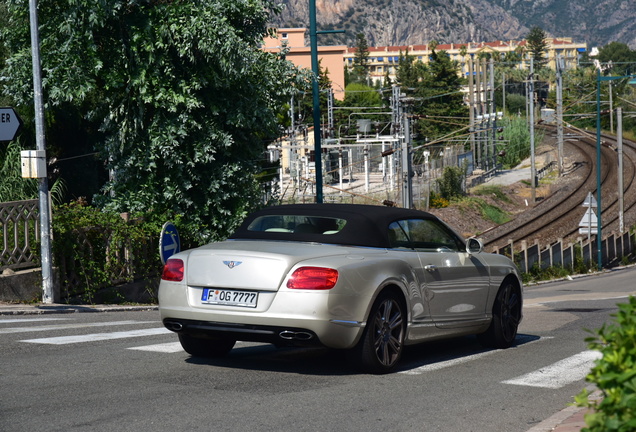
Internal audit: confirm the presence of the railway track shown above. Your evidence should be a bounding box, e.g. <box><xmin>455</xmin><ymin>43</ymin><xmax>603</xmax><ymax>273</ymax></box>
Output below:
<box><xmin>482</xmin><ymin>124</ymin><xmax>636</xmax><ymax>251</ymax></box>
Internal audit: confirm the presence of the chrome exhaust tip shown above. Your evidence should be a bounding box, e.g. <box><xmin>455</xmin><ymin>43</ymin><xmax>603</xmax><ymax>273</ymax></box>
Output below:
<box><xmin>279</xmin><ymin>331</ymin><xmax>313</xmax><ymax>341</ymax></box>
<box><xmin>164</xmin><ymin>320</ymin><xmax>183</xmax><ymax>332</ymax></box>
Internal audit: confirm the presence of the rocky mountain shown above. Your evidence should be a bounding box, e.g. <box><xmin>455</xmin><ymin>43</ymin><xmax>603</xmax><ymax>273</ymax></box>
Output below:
<box><xmin>269</xmin><ymin>0</ymin><xmax>636</xmax><ymax>49</ymax></box>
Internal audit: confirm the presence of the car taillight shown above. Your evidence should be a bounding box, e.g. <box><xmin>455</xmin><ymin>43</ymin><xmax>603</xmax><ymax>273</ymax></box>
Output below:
<box><xmin>162</xmin><ymin>259</ymin><xmax>184</xmax><ymax>282</ymax></box>
<box><xmin>287</xmin><ymin>267</ymin><xmax>339</xmax><ymax>290</ymax></box>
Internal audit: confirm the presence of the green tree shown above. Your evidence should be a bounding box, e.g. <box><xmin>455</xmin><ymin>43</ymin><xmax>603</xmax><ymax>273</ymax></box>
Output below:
<box><xmin>414</xmin><ymin>49</ymin><xmax>468</xmax><ymax>142</ymax></box>
<box><xmin>597</xmin><ymin>42</ymin><xmax>636</xmax><ymax>76</ymax></box>
<box><xmin>526</xmin><ymin>26</ymin><xmax>548</xmax><ymax>65</ymax></box>
<box><xmin>349</xmin><ymin>33</ymin><xmax>370</xmax><ymax>85</ymax></box>
<box><xmin>1</xmin><ymin>1</ymin><xmax>308</xmax><ymax>242</ymax></box>
<box><xmin>396</xmin><ymin>50</ymin><xmax>424</xmax><ymax>89</ymax></box>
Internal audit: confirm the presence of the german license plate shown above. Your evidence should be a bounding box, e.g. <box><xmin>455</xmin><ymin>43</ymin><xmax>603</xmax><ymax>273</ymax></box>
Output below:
<box><xmin>201</xmin><ymin>288</ymin><xmax>258</xmax><ymax>308</ymax></box>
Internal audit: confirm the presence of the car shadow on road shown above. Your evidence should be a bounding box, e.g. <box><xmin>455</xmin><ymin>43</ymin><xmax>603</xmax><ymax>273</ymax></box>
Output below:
<box><xmin>396</xmin><ymin>333</ymin><xmax>541</xmax><ymax>373</ymax></box>
<box><xmin>183</xmin><ymin>333</ymin><xmax>541</xmax><ymax>375</ymax></box>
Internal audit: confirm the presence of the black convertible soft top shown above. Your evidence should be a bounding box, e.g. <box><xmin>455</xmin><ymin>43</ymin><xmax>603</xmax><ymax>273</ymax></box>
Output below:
<box><xmin>229</xmin><ymin>203</ymin><xmax>445</xmax><ymax>248</ymax></box>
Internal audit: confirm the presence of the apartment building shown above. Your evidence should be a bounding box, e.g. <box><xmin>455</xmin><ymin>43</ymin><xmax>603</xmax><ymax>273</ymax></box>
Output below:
<box><xmin>264</xmin><ymin>28</ymin><xmax>586</xmax><ymax>91</ymax></box>
<box><xmin>262</xmin><ymin>28</ymin><xmax>347</xmax><ymax>100</ymax></box>
<box><xmin>346</xmin><ymin>38</ymin><xmax>588</xmax><ymax>85</ymax></box>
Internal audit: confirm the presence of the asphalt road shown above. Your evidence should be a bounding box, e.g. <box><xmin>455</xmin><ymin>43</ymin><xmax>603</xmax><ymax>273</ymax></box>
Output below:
<box><xmin>2</xmin><ymin>267</ymin><xmax>635</xmax><ymax>432</ymax></box>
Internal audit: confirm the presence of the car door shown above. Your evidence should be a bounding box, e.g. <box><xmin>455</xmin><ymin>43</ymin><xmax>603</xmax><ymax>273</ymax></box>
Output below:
<box><xmin>391</xmin><ymin>218</ymin><xmax>491</xmax><ymax>328</ymax></box>
<box><xmin>386</xmin><ymin>222</ymin><xmax>432</xmax><ymax>327</ymax></box>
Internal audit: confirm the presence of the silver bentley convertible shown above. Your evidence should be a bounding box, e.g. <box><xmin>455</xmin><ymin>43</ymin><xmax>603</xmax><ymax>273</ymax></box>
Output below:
<box><xmin>159</xmin><ymin>203</ymin><xmax>523</xmax><ymax>373</ymax></box>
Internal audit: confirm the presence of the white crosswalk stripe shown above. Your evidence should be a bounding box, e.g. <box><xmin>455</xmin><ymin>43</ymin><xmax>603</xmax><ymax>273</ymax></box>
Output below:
<box><xmin>502</xmin><ymin>350</ymin><xmax>602</xmax><ymax>389</ymax></box>
<box><xmin>21</xmin><ymin>327</ymin><xmax>172</xmax><ymax>345</ymax></box>
<box><xmin>400</xmin><ymin>349</ymin><xmax>498</xmax><ymax>375</ymax></box>
<box><xmin>2</xmin><ymin>316</ymin><xmax>602</xmax><ymax>388</ymax></box>
<box><xmin>0</xmin><ymin>317</ymin><xmax>70</xmax><ymax>324</ymax></box>
<box><xmin>1</xmin><ymin>320</ymin><xmax>155</xmax><ymax>334</ymax></box>
<box><xmin>399</xmin><ymin>334</ymin><xmax>548</xmax><ymax>375</ymax></box>
<box><xmin>128</xmin><ymin>342</ymin><xmax>183</xmax><ymax>353</ymax></box>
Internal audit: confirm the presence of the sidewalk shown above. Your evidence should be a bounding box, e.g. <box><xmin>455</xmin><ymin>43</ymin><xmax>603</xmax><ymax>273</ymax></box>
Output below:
<box><xmin>526</xmin><ymin>390</ymin><xmax>602</xmax><ymax>432</ymax></box>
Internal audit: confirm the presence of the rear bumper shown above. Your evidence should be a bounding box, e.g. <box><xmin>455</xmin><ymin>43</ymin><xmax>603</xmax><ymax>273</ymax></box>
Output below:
<box><xmin>163</xmin><ymin>318</ymin><xmax>322</xmax><ymax>347</ymax></box>
<box><xmin>160</xmin><ymin>309</ymin><xmax>365</xmax><ymax>349</ymax></box>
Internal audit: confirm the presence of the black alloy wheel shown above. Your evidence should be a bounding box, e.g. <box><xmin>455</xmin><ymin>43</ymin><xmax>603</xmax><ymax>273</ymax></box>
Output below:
<box><xmin>478</xmin><ymin>280</ymin><xmax>522</xmax><ymax>348</ymax></box>
<box><xmin>356</xmin><ymin>292</ymin><xmax>406</xmax><ymax>374</ymax></box>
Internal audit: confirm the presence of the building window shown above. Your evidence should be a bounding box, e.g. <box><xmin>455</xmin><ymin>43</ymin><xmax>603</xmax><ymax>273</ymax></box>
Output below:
<box><xmin>281</xmin><ymin>32</ymin><xmax>288</xmax><ymax>39</ymax></box>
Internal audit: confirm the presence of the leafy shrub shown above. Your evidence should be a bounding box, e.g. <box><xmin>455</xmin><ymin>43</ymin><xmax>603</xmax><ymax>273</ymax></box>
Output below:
<box><xmin>429</xmin><ymin>191</ymin><xmax>449</xmax><ymax>208</ymax></box>
<box><xmin>52</xmin><ymin>203</ymin><xmax>169</xmax><ymax>303</ymax></box>
<box><xmin>576</xmin><ymin>296</ymin><xmax>636</xmax><ymax>431</ymax></box>
<box><xmin>437</xmin><ymin>166</ymin><xmax>464</xmax><ymax>200</ymax></box>
<box><xmin>521</xmin><ymin>264</ymin><xmax>571</xmax><ymax>284</ymax></box>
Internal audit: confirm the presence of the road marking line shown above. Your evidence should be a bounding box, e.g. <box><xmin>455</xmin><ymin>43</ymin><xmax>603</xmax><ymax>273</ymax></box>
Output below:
<box><xmin>502</xmin><ymin>350</ymin><xmax>602</xmax><ymax>389</ymax></box>
<box><xmin>0</xmin><ymin>317</ymin><xmax>70</xmax><ymax>324</ymax></box>
<box><xmin>400</xmin><ymin>350</ymin><xmax>498</xmax><ymax>375</ymax></box>
<box><xmin>0</xmin><ymin>320</ymin><xmax>155</xmax><ymax>334</ymax></box>
<box><xmin>399</xmin><ymin>335</ymin><xmax>548</xmax><ymax>375</ymax></box>
<box><xmin>128</xmin><ymin>342</ymin><xmax>184</xmax><ymax>353</ymax></box>
<box><xmin>21</xmin><ymin>327</ymin><xmax>171</xmax><ymax>344</ymax></box>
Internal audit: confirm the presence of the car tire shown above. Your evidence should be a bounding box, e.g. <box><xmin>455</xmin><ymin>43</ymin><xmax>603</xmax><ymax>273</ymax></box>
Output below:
<box><xmin>478</xmin><ymin>280</ymin><xmax>521</xmax><ymax>348</ymax></box>
<box><xmin>353</xmin><ymin>291</ymin><xmax>406</xmax><ymax>374</ymax></box>
<box><xmin>178</xmin><ymin>333</ymin><xmax>236</xmax><ymax>358</ymax></box>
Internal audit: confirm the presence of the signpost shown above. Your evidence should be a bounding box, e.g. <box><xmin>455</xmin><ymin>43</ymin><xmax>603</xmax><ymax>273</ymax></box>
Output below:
<box><xmin>579</xmin><ymin>192</ymin><xmax>598</xmax><ymax>265</ymax></box>
<box><xmin>0</xmin><ymin>108</ymin><xmax>23</xmax><ymax>142</ymax></box>
<box><xmin>159</xmin><ymin>222</ymin><xmax>181</xmax><ymax>265</ymax></box>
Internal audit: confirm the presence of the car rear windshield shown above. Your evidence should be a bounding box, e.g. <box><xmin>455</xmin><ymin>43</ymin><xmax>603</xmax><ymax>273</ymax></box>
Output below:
<box><xmin>247</xmin><ymin>215</ymin><xmax>347</xmax><ymax>235</ymax></box>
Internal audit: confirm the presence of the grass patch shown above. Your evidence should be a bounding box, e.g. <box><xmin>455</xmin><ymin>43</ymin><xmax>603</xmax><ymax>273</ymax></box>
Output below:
<box><xmin>455</xmin><ymin>196</ymin><xmax>511</xmax><ymax>225</ymax></box>
<box><xmin>471</xmin><ymin>184</ymin><xmax>513</xmax><ymax>204</ymax></box>
<box><xmin>479</xmin><ymin>202</ymin><xmax>511</xmax><ymax>224</ymax></box>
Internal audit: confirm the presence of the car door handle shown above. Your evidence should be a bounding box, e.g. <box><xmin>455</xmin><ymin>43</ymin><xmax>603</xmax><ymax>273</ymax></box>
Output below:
<box><xmin>424</xmin><ymin>265</ymin><xmax>438</xmax><ymax>272</ymax></box>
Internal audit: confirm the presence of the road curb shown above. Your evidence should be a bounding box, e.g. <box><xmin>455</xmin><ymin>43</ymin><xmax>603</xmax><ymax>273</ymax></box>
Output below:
<box><xmin>0</xmin><ymin>304</ymin><xmax>158</xmax><ymax>315</ymax></box>
<box><xmin>525</xmin><ymin>389</ymin><xmax>602</xmax><ymax>432</ymax></box>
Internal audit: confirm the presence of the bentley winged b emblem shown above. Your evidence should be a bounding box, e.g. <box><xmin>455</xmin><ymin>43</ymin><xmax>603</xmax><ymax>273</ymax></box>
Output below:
<box><xmin>223</xmin><ymin>260</ymin><xmax>242</xmax><ymax>269</ymax></box>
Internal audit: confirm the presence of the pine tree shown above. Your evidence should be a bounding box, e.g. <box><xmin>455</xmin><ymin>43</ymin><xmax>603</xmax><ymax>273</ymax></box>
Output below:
<box><xmin>526</xmin><ymin>26</ymin><xmax>548</xmax><ymax>65</ymax></box>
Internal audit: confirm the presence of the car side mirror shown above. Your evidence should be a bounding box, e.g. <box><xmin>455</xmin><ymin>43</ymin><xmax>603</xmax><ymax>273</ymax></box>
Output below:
<box><xmin>466</xmin><ymin>237</ymin><xmax>483</xmax><ymax>254</ymax></box>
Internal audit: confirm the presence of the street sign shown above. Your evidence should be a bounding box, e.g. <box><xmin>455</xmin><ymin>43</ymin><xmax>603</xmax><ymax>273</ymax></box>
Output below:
<box><xmin>582</xmin><ymin>192</ymin><xmax>597</xmax><ymax>208</ymax></box>
<box><xmin>159</xmin><ymin>222</ymin><xmax>181</xmax><ymax>265</ymax></box>
<box><xmin>578</xmin><ymin>207</ymin><xmax>598</xmax><ymax>235</ymax></box>
<box><xmin>0</xmin><ymin>107</ymin><xmax>23</xmax><ymax>142</ymax></box>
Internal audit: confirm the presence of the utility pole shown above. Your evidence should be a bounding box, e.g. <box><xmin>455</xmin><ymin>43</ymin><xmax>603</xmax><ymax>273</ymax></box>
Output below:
<box><xmin>327</xmin><ymin>88</ymin><xmax>334</xmax><ymax>139</ymax></box>
<box><xmin>475</xmin><ymin>58</ymin><xmax>482</xmax><ymax>167</ymax></box>
<box><xmin>482</xmin><ymin>58</ymin><xmax>488</xmax><ymax>169</ymax></box>
<box><xmin>529</xmin><ymin>58</ymin><xmax>536</xmax><ymax>204</ymax></box>
<box><xmin>488</xmin><ymin>58</ymin><xmax>495</xmax><ymax>171</ymax></box>
<box><xmin>308</xmin><ymin>0</ymin><xmax>323</xmax><ymax>202</ymax></box>
<box><xmin>617</xmin><ymin>107</ymin><xmax>624</xmax><ymax>233</ymax></box>
<box><xmin>609</xmin><ymin>80</ymin><xmax>614</xmax><ymax>134</ymax></box>
<box><xmin>308</xmin><ymin>1</ymin><xmax>343</xmax><ymax>203</ymax></box>
<box><xmin>402</xmin><ymin>115</ymin><xmax>413</xmax><ymax>208</ymax></box>
<box><xmin>468</xmin><ymin>57</ymin><xmax>475</xmax><ymax>164</ymax></box>
<box><xmin>502</xmin><ymin>72</ymin><xmax>506</xmax><ymax>115</ymax></box>
<box><xmin>29</xmin><ymin>0</ymin><xmax>54</xmax><ymax>303</ymax></box>
<box><xmin>556</xmin><ymin>55</ymin><xmax>564</xmax><ymax>176</ymax></box>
